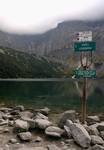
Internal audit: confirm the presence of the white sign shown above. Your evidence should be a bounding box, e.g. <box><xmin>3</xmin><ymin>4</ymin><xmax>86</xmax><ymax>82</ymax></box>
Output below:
<box><xmin>75</xmin><ymin>31</ymin><xmax>92</xmax><ymax>42</ymax></box>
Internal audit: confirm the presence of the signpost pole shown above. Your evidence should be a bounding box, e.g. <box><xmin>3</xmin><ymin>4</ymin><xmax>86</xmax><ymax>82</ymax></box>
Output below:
<box><xmin>82</xmin><ymin>67</ymin><xmax>87</xmax><ymax>124</ymax></box>
<box><xmin>74</xmin><ymin>31</ymin><xmax>96</xmax><ymax>124</ymax></box>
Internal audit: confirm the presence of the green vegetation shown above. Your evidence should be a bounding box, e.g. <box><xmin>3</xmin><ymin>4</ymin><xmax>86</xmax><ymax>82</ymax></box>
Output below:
<box><xmin>0</xmin><ymin>47</ymin><xmax>64</xmax><ymax>78</ymax></box>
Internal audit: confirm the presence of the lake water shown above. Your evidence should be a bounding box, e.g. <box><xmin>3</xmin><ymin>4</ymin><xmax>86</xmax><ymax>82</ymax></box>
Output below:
<box><xmin>0</xmin><ymin>79</ymin><xmax>104</xmax><ymax>113</ymax></box>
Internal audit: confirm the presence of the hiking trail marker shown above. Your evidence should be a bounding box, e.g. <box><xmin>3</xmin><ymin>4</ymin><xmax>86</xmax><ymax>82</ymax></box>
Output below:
<box><xmin>74</xmin><ymin>31</ymin><xmax>96</xmax><ymax>124</ymax></box>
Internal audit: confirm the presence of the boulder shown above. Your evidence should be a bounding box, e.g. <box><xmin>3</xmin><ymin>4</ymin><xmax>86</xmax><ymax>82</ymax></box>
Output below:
<box><xmin>69</xmin><ymin>123</ymin><xmax>91</xmax><ymax>148</ymax></box>
<box><xmin>91</xmin><ymin>144</ymin><xmax>104</xmax><ymax>150</ymax></box>
<box><xmin>22</xmin><ymin>118</ymin><xmax>35</xmax><ymax>129</ymax></box>
<box><xmin>9</xmin><ymin>138</ymin><xmax>18</xmax><ymax>144</ymax></box>
<box><xmin>91</xmin><ymin>135</ymin><xmax>104</xmax><ymax>145</ymax></box>
<box><xmin>35</xmin><ymin>119</ymin><xmax>52</xmax><ymax>129</ymax></box>
<box><xmin>15</xmin><ymin>105</ymin><xmax>25</xmax><ymax>111</ymax></box>
<box><xmin>97</xmin><ymin>122</ymin><xmax>104</xmax><ymax>131</ymax></box>
<box><xmin>89</xmin><ymin>125</ymin><xmax>99</xmax><ymax>136</ymax></box>
<box><xmin>14</xmin><ymin>119</ymin><xmax>29</xmax><ymax>132</ymax></box>
<box><xmin>17</xmin><ymin>147</ymin><xmax>47</xmax><ymax>150</ymax></box>
<box><xmin>45</xmin><ymin>126</ymin><xmax>64</xmax><ymax>137</ymax></box>
<box><xmin>20</xmin><ymin>111</ymin><xmax>33</xmax><ymax>119</ymax></box>
<box><xmin>36</xmin><ymin>107</ymin><xmax>50</xmax><ymax>115</ymax></box>
<box><xmin>64</xmin><ymin>125</ymin><xmax>72</xmax><ymax>138</ymax></box>
<box><xmin>18</xmin><ymin>132</ymin><xmax>32</xmax><ymax>141</ymax></box>
<box><xmin>47</xmin><ymin>144</ymin><xmax>60</xmax><ymax>150</ymax></box>
<box><xmin>58</xmin><ymin>110</ymin><xmax>76</xmax><ymax>128</ymax></box>
<box><xmin>100</xmin><ymin>131</ymin><xmax>104</xmax><ymax>140</ymax></box>
<box><xmin>87</xmin><ymin>116</ymin><xmax>100</xmax><ymax>125</ymax></box>
<box><xmin>34</xmin><ymin>112</ymin><xmax>48</xmax><ymax>120</ymax></box>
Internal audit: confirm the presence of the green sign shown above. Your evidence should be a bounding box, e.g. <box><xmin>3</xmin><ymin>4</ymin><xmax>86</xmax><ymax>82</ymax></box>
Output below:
<box><xmin>74</xmin><ymin>69</ymin><xmax>96</xmax><ymax>78</ymax></box>
<box><xmin>74</xmin><ymin>41</ymin><xmax>96</xmax><ymax>52</ymax></box>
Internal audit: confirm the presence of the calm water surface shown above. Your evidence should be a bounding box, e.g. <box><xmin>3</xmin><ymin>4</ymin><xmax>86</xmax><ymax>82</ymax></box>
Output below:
<box><xmin>0</xmin><ymin>79</ymin><xmax>104</xmax><ymax>113</ymax></box>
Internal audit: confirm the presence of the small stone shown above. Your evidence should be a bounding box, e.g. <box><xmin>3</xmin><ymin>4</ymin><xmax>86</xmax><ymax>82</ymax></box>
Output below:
<box><xmin>34</xmin><ymin>112</ymin><xmax>48</xmax><ymax>120</ymax></box>
<box><xmin>97</xmin><ymin>122</ymin><xmax>104</xmax><ymax>131</ymax></box>
<box><xmin>39</xmin><ymin>107</ymin><xmax>50</xmax><ymax>115</ymax></box>
<box><xmin>45</xmin><ymin>126</ymin><xmax>64</xmax><ymax>137</ymax></box>
<box><xmin>87</xmin><ymin>116</ymin><xmax>100</xmax><ymax>125</ymax></box>
<box><xmin>100</xmin><ymin>131</ymin><xmax>104</xmax><ymax>140</ymax></box>
<box><xmin>9</xmin><ymin>138</ymin><xmax>18</xmax><ymax>144</ymax></box>
<box><xmin>3</xmin><ymin>128</ymin><xmax>9</xmax><ymax>133</ymax></box>
<box><xmin>91</xmin><ymin>144</ymin><xmax>104</xmax><ymax>150</ymax></box>
<box><xmin>91</xmin><ymin>135</ymin><xmax>104</xmax><ymax>145</ymax></box>
<box><xmin>47</xmin><ymin>144</ymin><xmax>60</xmax><ymax>150</ymax></box>
<box><xmin>15</xmin><ymin>105</ymin><xmax>25</xmax><ymax>111</ymax></box>
<box><xmin>34</xmin><ymin>136</ymin><xmax>42</xmax><ymax>142</ymax></box>
<box><xmin>35</xmin><ymin>119</ymin><xmax>52</xmax><ymax>129</ymax></box>
<box><xmin>17</xmin><ymin>146</ymin><xmax>47</xmax><ymax>150</ymax></box>
<box><xmin>18</xmin><ymin>132</ymin><xmax>32</xmax><ymax>141</ymax></box>
<box><xmin>58</xmin><ymin>110</ymin><xmax>76</xmax><ymax>128</ymax></box>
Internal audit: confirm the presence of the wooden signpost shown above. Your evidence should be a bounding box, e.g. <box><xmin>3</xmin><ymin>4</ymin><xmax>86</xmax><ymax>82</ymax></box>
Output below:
<box><xmin>74</xmin><ymin>31</ymin><xmax>96</xmax><ymax>124</ymax></box>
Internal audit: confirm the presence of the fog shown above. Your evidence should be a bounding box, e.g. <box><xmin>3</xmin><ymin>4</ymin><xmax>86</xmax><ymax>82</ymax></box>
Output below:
<box><xmin>0</xmin><ymin>0</ymin><xmax>104</xmax><ymax>34</ymax></box>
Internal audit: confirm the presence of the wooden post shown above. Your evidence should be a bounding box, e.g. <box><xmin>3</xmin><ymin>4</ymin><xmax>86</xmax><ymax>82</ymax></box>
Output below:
<box><xmin>82</xmin><ymin>68</ymin><xmax>87</xmax><ymax>124</ymax></box>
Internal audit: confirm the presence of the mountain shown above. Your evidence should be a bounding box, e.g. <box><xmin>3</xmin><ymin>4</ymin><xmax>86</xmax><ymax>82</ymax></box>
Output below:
<box><xmin>0</xmin><ymin>47</ymin><xmax>64</xmax><ymax>78</ymax></box>
<box><xmin>0</xmin><ymin>20</ymin><xmax>104</xmax><ymax>55</ymax></box>
<box><xmin>0</xmin><ymin>20</ymin><xmax>104</xmax><ymax>78</ymax></box>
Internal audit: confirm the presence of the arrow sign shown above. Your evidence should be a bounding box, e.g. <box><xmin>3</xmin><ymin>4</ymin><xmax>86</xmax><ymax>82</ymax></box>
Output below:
<box><xmin>74</xmin><ymin>69</ymin><xmax>96</xmax><ymax>78</ymax></box>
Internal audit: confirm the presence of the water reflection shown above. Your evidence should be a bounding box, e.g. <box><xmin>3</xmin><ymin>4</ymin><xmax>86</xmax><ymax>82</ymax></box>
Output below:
<box><xmin>0</xmin><ymin>79</ymin><xmax>104</xmax><ymax>113</ymax></box>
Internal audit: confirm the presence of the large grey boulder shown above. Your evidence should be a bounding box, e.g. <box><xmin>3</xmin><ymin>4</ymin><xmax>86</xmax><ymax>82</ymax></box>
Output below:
<box><xmin>35</xmin><ymin>119</ymin><xmax>52</xmax><ymax>129</ymax></box>
<box><xmin>14</xmin><ymin>119</ymin><xmax>29</xmax><ymax>132</ymax></box>
<box><xmin>18</xmin><ymin>132</ymin><xmax>32</xmax><ymax>141</ymax></box>
<box><xmin>69</xmin><ymin>123</ymin><xmax>91</xmax><ymax>148</ymax></box>
<box><xmin>58</xmin><ymin>110</ymin><xmax>76</xmax><ymax>128</ymax></box>
<box><xmin>91</xmin><ymin>135</ymin><xmax>104</xmax><ymax>145</ymax></box>
<box><xmin>91</xmin><ymin>144</ymin><xmax>104</xmax><ymax>150</ymax></box>
<box><xmin>45</xmin><ymin>126</ymin><xmax>64</xmax><ymax>137</ymax></box>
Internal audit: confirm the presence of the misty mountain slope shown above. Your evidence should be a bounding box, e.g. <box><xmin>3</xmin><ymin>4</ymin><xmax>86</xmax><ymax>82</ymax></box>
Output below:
<box><xmin>0</xmin><ymin>47</ymin><xmax>64</xmax><ymax>78</ymax></box>
<box><xmin>0</xmin><ymin>20</ymin><xmax>104</xmax><ymax>57</ymax></box>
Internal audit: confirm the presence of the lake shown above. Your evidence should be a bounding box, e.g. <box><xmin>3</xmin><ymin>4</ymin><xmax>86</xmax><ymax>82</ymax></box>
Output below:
<box><xmin>0</xmin><ymin>79</ymin><xmax>104</xmax><ymax>113</ymax></box>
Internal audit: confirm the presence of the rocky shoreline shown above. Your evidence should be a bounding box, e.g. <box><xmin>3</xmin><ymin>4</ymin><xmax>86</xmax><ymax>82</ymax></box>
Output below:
<box><xmin>0</xmin><ymin>106</ymin><xmax>104</xmax><ymax>150</ymax></box>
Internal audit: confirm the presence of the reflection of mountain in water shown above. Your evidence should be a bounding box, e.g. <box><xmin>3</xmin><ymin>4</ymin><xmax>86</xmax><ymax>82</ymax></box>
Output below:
<box><xmin>0</xmin><ymin>79</ymin><xmax>104</xmax><ymax>113</ymax></box>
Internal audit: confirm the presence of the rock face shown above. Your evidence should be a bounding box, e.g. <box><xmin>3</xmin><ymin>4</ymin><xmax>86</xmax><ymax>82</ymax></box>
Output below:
<box><xmin>69</xmin><ymin>123</ymin><xmax>91</xmax><ymax>148</ymax></box>
<box><xmin>14</xmin><ymin>119</ymin><xmax>29</xmax><ymax>132</ymax></box>
<box><xmin>58</xmin><ymin>110</ymin><xmax>76</xmax><ymax>128</ymax></box>
<box><xmin>45</xmin><ymin>126</ymin><xmax>64</xmax><ymax>137</ymax></box>
<box><xmin>91</xmin><ymin>135</ymin><xmax>104</xmax><ymax>145</ymax></box>
<box><xmin>100</xmin><ymin>131</ymin><xmax>104</xmax><ymax>140</ymax></box>
<box><xmin>18</xmin><ymin>132</ymin><xmax>32</xmax><ymax>141</ymax></box>
<box><xmin>35</xmin><ymin>119</ymin><xmax>52</xmax><ymax>129</ymax></box>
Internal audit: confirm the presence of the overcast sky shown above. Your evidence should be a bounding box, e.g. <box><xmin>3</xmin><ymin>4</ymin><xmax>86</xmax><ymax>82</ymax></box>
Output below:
<box><xmin>0</xmin><ymin>0</ymin><xmax>104</xmax><ymax>34</ymax></box>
